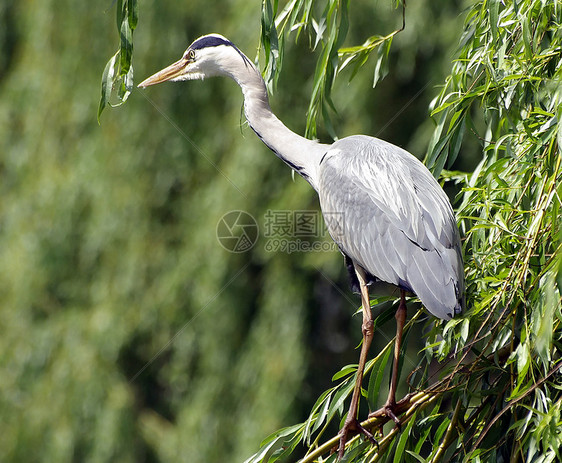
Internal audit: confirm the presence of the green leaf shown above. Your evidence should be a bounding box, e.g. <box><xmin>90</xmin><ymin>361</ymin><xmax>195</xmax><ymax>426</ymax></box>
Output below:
<box><xmin>413</xmin><ymin>424</ymin><xmax>432</xmax><ymax>454</ymax></box>
<box><xmin>426</xmin><ymin>110</ymin><xmax>448</xmax><ymax>171</ymax></box>
<box><xmin>117</xmin><ymin>62</ymin><xmax>134</xmax><ymax>102</ymax></box>
<box><xmin>332</xmin><ymin>364</ymin><xmax>357</xmax><ymax>381</ymax></box>
<box><xmin>367</xmin><ymin>346</ymin><xmax>392</xmax><ymax>409</ymax></box>
<box><xmin>521</xmin><ymin>13</ymin><xmax>533</xmax><ymax>57</ymax></box>
<box><xmin>432</xmin><ymin>417</ymin><xmax>450</xmax><ymax>448</ymax></box>
<box><xmin>327</xmin><ymin>379</ymin><xmax>355</xmax><ymax>423</ymax></box>
<box><xmin>119</xmin><ymin>16</ymin><xmax>133</xmax><ymax>73</ymax></box>
<box><xmin>116</xmin><ymin>0</ymin><xmax>123</xmax><ymax>30</ymax></box>
<box><xmin>261</xmin><ymin>0</ymin><xmax>281</xmax><ymax>91</ymax></box>
<box><xmin>98</xmin><ymin>48</ymin><xmax>134</xmax><ymax>123</ymax></box>
<box><xmin>393</xmin><ymin>412</ymin><xmax>416</xmax><ymax>463</ymax></box>
<box><xmin>98</xmin><ymin>51</ymin><xmax>119</xmax><ymax>123</ymax></box>
<box><xmin>245</xmin><ymin>423</ymin><xmax>303</xmax><ymax>463</ymax></box>
<box><xmin>310</xmin><ymin>389</ymin><xmax>333</xmax><ymax>436</ymax></box>
<box><xmin>516</xmin><ymin>342</ymin><xmax>531</xmax><ymax>386</ymax></box>
<box><xmin>128</xmin><ymin>0</ymin><xmax>138</xmax><ymax>29</ymax></box>
<box><xmin>533</xmin><ymin>272</ymin><xmax>557</xmax><ymax>367</ymax></box>
<box><xmin>488</xmin><ymin>0</ymin><xmax>499</xmax><ymax>42</ymax></box>
<box><xmin>557</xmin><ymin>248</ymin><xmax>562</xmax><ymax>295</ymax></box>
<box><xmin>372</xmin><ymin>36</ymin><xmax>393</xmax><ymax>88</ymax></box>
<box><xmin>405</xmin><ymin>450</ymin><xmax>428</xmax><ymax>463</ymax></box>
<box><xmin>448</xmin><ymin>111</ymin><xmax>466</xmax><ymax>168</ymax></box>
<box><xmin>100</xmin><ymin>0</ymin><xmax>137</xmax><ymax>119</ymax></box>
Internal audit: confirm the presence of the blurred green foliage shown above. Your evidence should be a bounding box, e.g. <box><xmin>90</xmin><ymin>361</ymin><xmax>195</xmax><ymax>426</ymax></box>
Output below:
<box><xmin>1</xmin><ymin>0</ymin><xmax>536</xmax><ymax>462</ymax></box>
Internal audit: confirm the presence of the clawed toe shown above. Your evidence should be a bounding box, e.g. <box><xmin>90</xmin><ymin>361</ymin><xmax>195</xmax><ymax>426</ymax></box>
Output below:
<box><xmin>337</xmin><ymin>418</ymin><xmax>378</xmax><ymax>459</ymax></box>
<box><xmin>383</xmin><ymin>403</ymin><xmax>402</xmax><ymax>430</ymax></box>
<box><xmin>368</xmin><ymin>401</ymin><xmax>403</xmax><ymax>430</ymax></box>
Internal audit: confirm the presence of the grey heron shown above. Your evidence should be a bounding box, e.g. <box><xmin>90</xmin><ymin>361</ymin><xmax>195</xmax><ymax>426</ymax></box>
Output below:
<box><xmin>139</xmin><ymin>34</ymin><xmax>465</xmax><ymax>458</ymax></box>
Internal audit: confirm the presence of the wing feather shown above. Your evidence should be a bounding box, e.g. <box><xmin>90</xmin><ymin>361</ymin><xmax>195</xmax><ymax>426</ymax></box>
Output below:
<box><xmin>318</xmin><ymin>135</ymin><xmax>464</xmax><ymax>319</ymax></box>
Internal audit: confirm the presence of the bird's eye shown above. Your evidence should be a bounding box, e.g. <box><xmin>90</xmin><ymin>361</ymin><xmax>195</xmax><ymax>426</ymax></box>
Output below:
<box><xmin>186</xmin><ymin>49</ymin><xmax>196</xmax><ymax>61</ymax></box>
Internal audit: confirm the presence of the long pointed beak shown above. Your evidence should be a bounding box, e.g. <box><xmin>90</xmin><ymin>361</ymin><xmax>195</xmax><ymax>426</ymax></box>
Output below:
<box><xmin>138</xmin><ymin>58</ymin><xmax>187</xmax><ymax>88</ymax></box>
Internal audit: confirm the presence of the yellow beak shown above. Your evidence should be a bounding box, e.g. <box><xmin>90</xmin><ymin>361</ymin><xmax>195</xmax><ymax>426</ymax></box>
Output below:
<box><xmin>138</xmin><ymin>58</ymin><xmax>188</xmax><ymax>88</ymax></box>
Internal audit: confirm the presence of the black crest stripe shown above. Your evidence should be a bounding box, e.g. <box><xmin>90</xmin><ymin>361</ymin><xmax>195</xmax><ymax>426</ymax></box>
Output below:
<box><xmin>190</xmin><ymin>36</ymin><xmax>233</xmax><ymax>50</ymax></box>
<box><xmin>189</xmin><ymin>35</ymin><xmax>252</xmax><ymax>67</ymax></box>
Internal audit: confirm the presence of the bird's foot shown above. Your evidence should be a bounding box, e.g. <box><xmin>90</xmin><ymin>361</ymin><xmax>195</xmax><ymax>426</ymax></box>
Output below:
<box><xmin>383</xmin><ymin>401</ymin><xmax>402</xmax><ymax>430</ymax></box>
<box><xmin>337</xmin><ymin>417</ymin><xmax>377</xmax><ymax>459</ymax></box>
<box><xmin>368</xmin><ymin>400</ymin><xmax>402</xmax><ymax>430</ymax></box>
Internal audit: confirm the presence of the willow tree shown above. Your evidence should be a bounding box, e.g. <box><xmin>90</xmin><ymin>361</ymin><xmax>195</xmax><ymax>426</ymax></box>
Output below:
<box><xmin>244</xmin><ymin>0</ymin><xmax>562</xmax><ymax>461</ymax></box>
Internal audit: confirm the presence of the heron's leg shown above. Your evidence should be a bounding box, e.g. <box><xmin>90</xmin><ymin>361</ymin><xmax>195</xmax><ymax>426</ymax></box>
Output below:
<box><xmin>382</xmin><ymin>289</ymin><xmax>407</xmax><ymax>426</ymax></box>
<box><xmin>337</xmin><ymin>267</ymin><xmax>376</xmax><ymax>459</ymax></box>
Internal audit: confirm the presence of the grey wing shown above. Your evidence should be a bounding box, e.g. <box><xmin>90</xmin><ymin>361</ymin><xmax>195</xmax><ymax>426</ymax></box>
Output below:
<box><xmin>318</xmin><ymin>136</ymin><xmax>464</xmax><ymax>319</ymax></box>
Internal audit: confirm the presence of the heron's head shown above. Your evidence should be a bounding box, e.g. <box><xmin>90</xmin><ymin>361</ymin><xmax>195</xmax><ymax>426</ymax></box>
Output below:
<box><xmin>138</xmin><ymin>34</ymin><xmax>251</xmax><ymax>88</ymax></box>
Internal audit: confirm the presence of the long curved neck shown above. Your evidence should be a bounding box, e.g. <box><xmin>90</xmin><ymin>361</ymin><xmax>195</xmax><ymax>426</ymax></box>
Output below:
<box><xmin>227</xmin><ymin>60</ymin><xmax>328</xmax><ymax>190</ymax></box>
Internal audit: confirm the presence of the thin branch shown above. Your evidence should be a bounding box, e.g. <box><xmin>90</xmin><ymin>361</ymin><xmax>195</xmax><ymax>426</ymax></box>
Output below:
<box><xmin>467</xmin><ymin>358</ymin><xmax>562</xmax><ymax>457</ymax></box>
<box><xmin>429</xmin><ymin>399</ymin><xmax>462</xmax><ymax>463</ymax></box>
